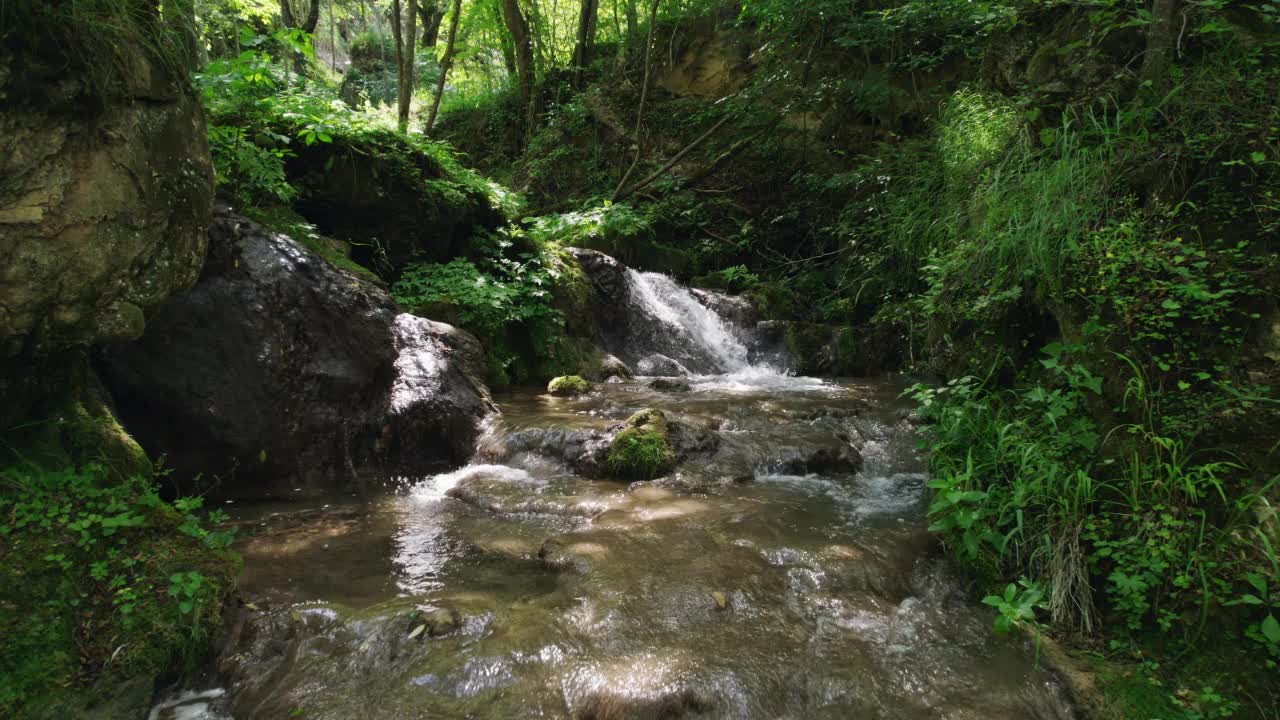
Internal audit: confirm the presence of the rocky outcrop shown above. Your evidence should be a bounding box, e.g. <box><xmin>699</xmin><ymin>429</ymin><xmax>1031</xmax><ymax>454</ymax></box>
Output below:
<box><xmin>100</xmin><ymin>208</ymin><xmax>495</xmax><ymax>496</ymax></box>
<box><xmin>0</xmin><ymin>44</ymin><xmax>213</xmax><ymax>361</ymax></box>
<box><xmin>780</xmin><ymin>321</ymin><xmax>905</xmax><ymax>377</ymax></box>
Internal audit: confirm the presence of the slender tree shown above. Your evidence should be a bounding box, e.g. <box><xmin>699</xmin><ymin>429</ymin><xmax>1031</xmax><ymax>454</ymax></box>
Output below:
<box><xmin>623</xmin><ymin>0</ymin><xmax>638</xmax><ymax>38</ymax></box>
<box><xmin>501</xmin><ymin>0</ymin><xmax>536</xmax><ymax>139</ymax></box>
<box><xmin>425</xmin><ymin>0</ymin><xmax>464</xmax><ymax>132</ymax></box>
<box><xmin>570</xmin><ymin>0</ymin><xmax>600</xmax><ymax>89</ymax></box>
<box><xmin>391</xmin><ymin>0</ymin><xmax>420</xmax><ymax>132</ymax></box>
<box><xmin>420</xmin><ymin>0</ymin><xmax>445</xmax><ymax>46</ymax></box>
<box><xmin>612</xmin><ymin>0</ymin><xmax>660</xmax><ymax>200</ymax></box>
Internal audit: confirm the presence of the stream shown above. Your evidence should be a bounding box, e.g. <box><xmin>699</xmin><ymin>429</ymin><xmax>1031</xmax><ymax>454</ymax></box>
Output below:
<box><xmin>151</xmin><ymin>269</ymin><xmax>1077</xmax><ymax>720</ymax></box>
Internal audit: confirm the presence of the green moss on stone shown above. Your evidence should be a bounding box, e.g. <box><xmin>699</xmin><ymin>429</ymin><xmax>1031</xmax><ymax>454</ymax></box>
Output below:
<box><xmin>606</xmin><ymin>409</ymin><xmax>676</xmax><ymax>480</ymax></box>
<box><xmin>547</xmin><ymin>375</ymin><xmax>591</xmax><ymax>396</ymax></box>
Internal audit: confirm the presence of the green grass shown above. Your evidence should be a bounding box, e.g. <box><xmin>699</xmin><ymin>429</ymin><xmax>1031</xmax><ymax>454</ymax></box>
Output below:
<box><xmin>0</xmin><ymin>463</ymin><xmax>238</xmax><ymax>717</ymax></box>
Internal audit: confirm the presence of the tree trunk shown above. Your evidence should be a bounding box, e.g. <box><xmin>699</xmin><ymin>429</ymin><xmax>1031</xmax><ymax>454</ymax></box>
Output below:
<box><xmin>392</xmin><ymin>0</ymin><xmax>420</xmax><ymax>132</ymax></box>
<box><xmin>501</xmin><ymin>0</ymin><xmax>536</xmax><ymax>140</ymax></box>
<box><xmin>425</xmin><ymin>0</ymin><xmax>464</xmax><ymax>132</ymax></box>
<box><xmin>280</xmin><ymin>0</ymin><xmax>322</xmax><ymax>33</ymax></box>
<box><xmin>571</xmin><ymin>0</ymin><xmax>600</xmax><ymax>89</ymax></box>
<box><xmin>624</xmin><ymin>0</ymin><xmax>638</xmax><ymax>39</ymax></box>
<box><xmin>1139</xmin><ymin>0</ymin><xmax>1181</xmax><ymax>93</ymax></box>
<box><xmin>420</xmin><ymin>0</ymin><xmax>445</xmax><ymax>46</ymax></box>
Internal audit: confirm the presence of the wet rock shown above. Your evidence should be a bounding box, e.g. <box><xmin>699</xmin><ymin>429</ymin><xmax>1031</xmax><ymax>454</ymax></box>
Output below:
<box><xmin>600</xmin><ymin>354</ymin><xmax>633</xmax><ymax>378</ymax></box>
<box><xmin>636</xmin><ymin>354</ymin><xmax>690</xmax><ymax>377</ymax></box>
<box><xmin>494</xmin><ymin>427</ymin><xmax>614</xmax><ymax>477</ymax></box>
<box><xmin>585</xmin><ymin>352</ymin><xmax>633</xmax><ymax>381</ymax></box>
<box><xmin>772</xmin><ymin>444</ymin><xmax>863</xmax><ymax>476</ymax></box>
<box><xmin>447</xmin><ymin>477</ymin><xmax>604</xmax><ymax>519</ymax></box>
<box><xmin>100</xmin><ymin>208</ymin><xmax>495</xmax><ymax>497</ymax></box>
<box><xmin>647</xmin><ymin>377</ymin><xmax>691</xmax><ymax>392</ymax></box>
<box><xmin>421</xmin><ymin>606</ymin><xmax>461</xmax><ymax>637</ymax></box>
<box><xmin>665</xmin><ymin>418</ymin><xmax>720</xmax><ymax>461</ymax></box>
<box><xmin>0</xmin><ymin>44</ymin><xmax>212</xmax><ymax>360</ymax></box>
<box><xmin>690</xmin><ymin>288</ymin><xmax>756</xmax><ymax>327</ymax></box>
<box><xmin>386</xmin><ymin>315</ymin><xmax>496</xmax><ymax>466</ymax></box>
<box><xmin>568</xmin><ymin>685</ymin><xmax>718</xmax><ymax>720</ymax></box>
<box><xmin>538</xmin><ymin>537</ymin><xmax>594</xmax><ymax>575</ymax></box>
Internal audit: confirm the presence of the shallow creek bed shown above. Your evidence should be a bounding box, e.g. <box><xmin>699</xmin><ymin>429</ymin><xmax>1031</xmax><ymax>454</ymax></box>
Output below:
<box><xmin>152</xmin><ymin>377</ymin><xmax>1078</xmax><ymax>720</ymax></box>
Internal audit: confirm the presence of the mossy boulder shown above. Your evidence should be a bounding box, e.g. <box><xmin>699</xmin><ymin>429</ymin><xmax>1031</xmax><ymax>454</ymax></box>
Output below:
<box><xmin>0</xmin><ymin>40</ymin><xmax>213</xmax><ymax>359</ymax></box>
<box><xmin>547</xmin><ymin>375</ymin><xmax>592</xmax><ymax>397</ymax></box>
<box><xmin>284</xmin><ymin>128</ymin><xmax>503</xmax><ymax>271</ymax></box>
<box><xmin>606</xmin><ymin>409</ymin><xmax>677</xmax><ymax>480</ymax></box>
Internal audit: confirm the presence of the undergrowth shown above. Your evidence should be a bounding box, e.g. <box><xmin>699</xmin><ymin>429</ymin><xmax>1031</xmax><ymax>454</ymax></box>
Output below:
<box><xmin>0</xmin><ymin>462</ymin><xmax>238</xmax><ymax>716</ymax></box>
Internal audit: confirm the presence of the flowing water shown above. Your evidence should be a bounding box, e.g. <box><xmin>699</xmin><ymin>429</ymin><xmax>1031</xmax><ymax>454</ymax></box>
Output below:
<box><xmin>152</xmin><ymin>272</ymin><xmax>1077</xmax><ymax>720</ymax></box>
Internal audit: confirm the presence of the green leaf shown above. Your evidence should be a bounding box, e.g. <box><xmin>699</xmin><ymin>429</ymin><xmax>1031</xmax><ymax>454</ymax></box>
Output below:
<box><xmin>1262</xmin><ymin>614</ymin><xmax>1280</xmax><ymax>644</ymax></box>
<box><xmin>1251</xmin><ymin>151</ymin><xmax>1267</xmax><ymax>163</ymax></box>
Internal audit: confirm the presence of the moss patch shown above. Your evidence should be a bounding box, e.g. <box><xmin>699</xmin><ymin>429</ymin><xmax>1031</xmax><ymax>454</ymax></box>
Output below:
<box><xmin>547</xmin><ymin>375</ymin><xmax>592</xmax><ymax>397</ymax></box>
<box><xmin>606</xmin><ymin>409</ymin><xmax>677</xmax><ymax>480</ymax></box>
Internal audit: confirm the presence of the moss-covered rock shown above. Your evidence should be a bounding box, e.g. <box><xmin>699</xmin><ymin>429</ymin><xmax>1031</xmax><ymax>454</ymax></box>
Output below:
<box><xmin>0</xmin><ymin>39</ymin><xmax>213</xmax><ymax>359</ymax></box>
<box><xmin>606</xmin><ymin>409</ymin><xmax>677</xmax><ymax>480</ymax></box>
<box><xmin>283</xmin><ymin>127</ymin><xmax>504</xmax><ymax>271</ymax></box>
<box><xmin>547</xmin><ymin>375</ymin><xmax>592</xmax><ymax>397</ymax></box>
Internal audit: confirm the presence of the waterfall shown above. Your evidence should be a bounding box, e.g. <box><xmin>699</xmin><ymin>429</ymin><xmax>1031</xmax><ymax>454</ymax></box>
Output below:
<box><xmin>621</xmin><ymin>270</ymin><xmax>824</xmax><ymax>393</ymax></box>
<box><xmin>626</xmin><ymin>270</ymin><xmax>754</xmax><ymax>373</ymax></box>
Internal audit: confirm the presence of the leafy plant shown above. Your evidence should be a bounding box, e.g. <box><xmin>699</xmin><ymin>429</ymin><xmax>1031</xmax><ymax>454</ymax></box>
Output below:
<box><xmin>983</xmin><ymin>579</ymin><xmax>1048</xmax><ymax>635</ymax></box>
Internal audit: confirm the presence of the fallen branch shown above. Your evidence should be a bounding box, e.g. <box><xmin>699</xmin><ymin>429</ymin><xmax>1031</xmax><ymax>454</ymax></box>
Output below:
<box><xmin>683</xmin><ymin>124</ymin><xmax>770</xmax><ymax>188</ymax></box>
<box><xmin>614</xmin><ymin>112</ymin><xmax>734</xmax><ymax>201</ymax></box>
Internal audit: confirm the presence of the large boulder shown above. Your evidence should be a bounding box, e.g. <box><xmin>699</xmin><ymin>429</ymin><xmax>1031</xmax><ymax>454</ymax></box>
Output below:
<box><xmin>100</xmin><ymin>208</ymin><xmax>495</xmax><ymax>496</ymax></box>
<box><xmin>0</xmin><ymin>44</ymin><xmax>213</xmax><ymax>361</ymax></box>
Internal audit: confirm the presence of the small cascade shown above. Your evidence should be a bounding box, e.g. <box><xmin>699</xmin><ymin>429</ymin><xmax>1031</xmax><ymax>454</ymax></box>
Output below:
<box><xmin>623</xmin><ymin>269</ymin><xmax>797</xmax><ymax>383</ymax></box>
<box><xmin>626</xmin><ymin>270</ymin><xmax>753</xmax><ymax>373</ymax></box>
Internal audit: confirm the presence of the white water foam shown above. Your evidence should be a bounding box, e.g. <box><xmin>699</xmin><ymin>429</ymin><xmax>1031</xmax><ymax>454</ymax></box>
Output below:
<box><xmin>409</xmin><ymin>464</ymin><xmax>538</xmax><ymax>502</ymax></box>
